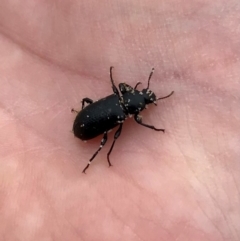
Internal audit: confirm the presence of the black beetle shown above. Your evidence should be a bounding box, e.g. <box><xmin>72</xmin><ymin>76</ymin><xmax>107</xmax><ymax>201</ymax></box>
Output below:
<box><xmin>72</xmin><ymin>67</ymin><xmax>174</xmax><ymax>173</ymax></box>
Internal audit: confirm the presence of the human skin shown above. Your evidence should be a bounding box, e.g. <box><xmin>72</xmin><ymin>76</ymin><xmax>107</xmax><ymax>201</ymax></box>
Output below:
<box><xmin>0</xmin><ymin>0</ymin><xmax>240</xmax><ymax>240</ymax></box>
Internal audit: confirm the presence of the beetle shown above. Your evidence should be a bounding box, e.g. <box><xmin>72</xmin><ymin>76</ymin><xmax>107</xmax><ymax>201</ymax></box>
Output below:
<box><xmin>72</xmin><ymin>67</ymin><xmax>174</xmax><ymax>173</ymax></box>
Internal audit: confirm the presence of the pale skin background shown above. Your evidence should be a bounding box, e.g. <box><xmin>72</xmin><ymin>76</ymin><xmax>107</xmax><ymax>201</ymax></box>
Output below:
<box><xmin>0</xmin><ymin>0</ymin><xmax>240</xmax><ymax>240</ymax></box>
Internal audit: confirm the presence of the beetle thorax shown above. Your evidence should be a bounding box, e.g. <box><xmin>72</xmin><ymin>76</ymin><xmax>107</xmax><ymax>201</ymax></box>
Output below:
<box><xmin>121</xmin><ymin>91</ymin><xmax>145</xmax><ymax>114</ymax></box>
<box><xmin>119</xmin><ymin>83</ymin><xmax>157</xmax><ymax>115</ymax></box>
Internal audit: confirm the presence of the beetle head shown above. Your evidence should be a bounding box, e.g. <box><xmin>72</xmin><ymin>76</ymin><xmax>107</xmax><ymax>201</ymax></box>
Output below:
<box><xmin>142</xmin><ymin>88</ymin><xmax>157</xmax><ymax>105</ymax></box>
<box><xmin>142</xmin><ymin>67</ymin><xmax>174</xmax><ymax>105</ymax></box>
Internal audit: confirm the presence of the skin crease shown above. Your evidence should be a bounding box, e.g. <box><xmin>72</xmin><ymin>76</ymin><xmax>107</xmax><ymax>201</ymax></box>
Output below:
<box><xmin>0</xmin><ymin>0</ymin><xmax>240</xmax><ymax>240</ymax></box>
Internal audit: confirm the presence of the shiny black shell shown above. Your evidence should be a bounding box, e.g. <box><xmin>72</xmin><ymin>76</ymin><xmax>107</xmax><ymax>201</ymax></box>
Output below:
<box><xmin>73</xmin><ymin>94</ymin><xmax>126</xmax><ymax>140</ymax></box>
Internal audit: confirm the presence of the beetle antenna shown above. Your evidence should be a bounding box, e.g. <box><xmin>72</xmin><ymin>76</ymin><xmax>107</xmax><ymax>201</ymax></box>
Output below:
<box><xmin>147</xmin><ymin>68</ymin><xmax>155</xmax><ymax>89</ymax></box>
<box><xmin>157</xmin><ymin>91</ymin><xmax>174</xmax><ymax>100</ymax></box>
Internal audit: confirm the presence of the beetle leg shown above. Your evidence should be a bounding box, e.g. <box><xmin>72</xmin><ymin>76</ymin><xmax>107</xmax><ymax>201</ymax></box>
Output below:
<box><xmin>110</xmin><ymin>66</ymin><xmax>121</xmax><ymax>97</ymax></box>
<box><xmin>71</xmin><ymin>108</ymin><xmax>79</xmax><ymax>114</ymax></box>
<box><xmin>81</xmin><ymin>98</ymin><xmax>93</xmax><ymax>109</ymax></box>
<box><xmin>134</xmin><ymin>82</ymin><xmax>142</xmax><ymax>89</ymax></box>
<box><xmin>82</xmin><ymin>132</ymin><xmax>108</xmax><ymax>173</ymax></box>
<box><xmin>107</xmin><ymin>124</ymin><xmax>123</xmax><ymax>167</ymax></box>
<box><xmin>134</xmin><ymin>115</ymin><xmax>165</xmax><ymax>132</ymax></box>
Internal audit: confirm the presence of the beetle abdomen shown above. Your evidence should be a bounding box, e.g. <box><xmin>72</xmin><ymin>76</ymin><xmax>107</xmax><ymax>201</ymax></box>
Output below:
<box><xmin>73</xmin><ymin>94</ymin><xmax>126</xmax><ymax>140</ymax></box>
